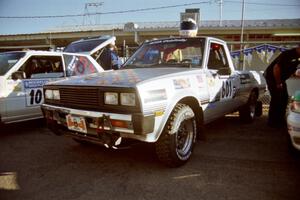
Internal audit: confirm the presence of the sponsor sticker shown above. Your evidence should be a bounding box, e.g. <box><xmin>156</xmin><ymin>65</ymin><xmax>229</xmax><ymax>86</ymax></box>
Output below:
<box><xmin>23</xmin><ymin>80</ymin><xmax>48</xmax><ymax>89</ymax></box>
<box><xmin>173</xmin><ymin>78</ymin><xmax>191</xmax><ymax>89</ymax></box>
<box><xmin>196</xmin><ymin>75</ymin><xmax>205</xmax><ymax>88</ymax></box>
<box><xmin>144</xmin><ymin>89</ymin><xmax>167</xmax><ymax>103</ymax></box>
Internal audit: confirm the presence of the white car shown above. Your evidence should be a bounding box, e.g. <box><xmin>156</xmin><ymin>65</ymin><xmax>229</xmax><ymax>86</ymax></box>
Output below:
<box><xmin>287</xmin><ymin>90</ymin><xmax>300</xmax><ymax>151</ymax></box>
<box><xmin>0</xmin><ymin>36</ymin><xmax>119</xmax><ymax>124</ymax></box>
<box><xmin>0</xmin><ymin>51</ymin><xmax>105</xmax><ymax>124</ymax></box>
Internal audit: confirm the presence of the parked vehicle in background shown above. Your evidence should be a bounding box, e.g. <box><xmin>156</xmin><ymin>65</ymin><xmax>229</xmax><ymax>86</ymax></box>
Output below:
<box><xmin>42</xmin><ymin>36</ymin><xmax>266</xmax><ymax>167</ymax></box>
<box><xmin>287</xmin><ymin>90</ymin><xmax>300</xmax><ymax>151</ymax></box>
<box><xmin>0</xmin><ymin>51</ymin><xmax>104</xmax><ymax>124</ymax></box>
<box><xmin>64</xmin><ymin>35</ymin><xmax>122</xmax><ymax>68</ymax></box>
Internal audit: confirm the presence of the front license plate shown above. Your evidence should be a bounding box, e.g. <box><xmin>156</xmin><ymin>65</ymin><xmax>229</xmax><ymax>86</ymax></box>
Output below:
<box><xmin>66</xmin><ymin>115</ymin><xmax>87</xmax><ymax>133</ymax></box>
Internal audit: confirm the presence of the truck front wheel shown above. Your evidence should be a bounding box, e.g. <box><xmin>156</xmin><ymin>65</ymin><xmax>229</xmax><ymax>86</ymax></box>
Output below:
<box><xmin>155</xmin><ymin>103</ymin><xmax>197</xmax><ymax>167</ymax></box>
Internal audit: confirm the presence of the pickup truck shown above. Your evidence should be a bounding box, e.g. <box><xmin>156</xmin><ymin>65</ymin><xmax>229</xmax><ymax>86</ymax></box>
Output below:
<box><xmin>41</xmin><ymin>36</ymin><xmax>266</xmax><ymax>167</ymax></box>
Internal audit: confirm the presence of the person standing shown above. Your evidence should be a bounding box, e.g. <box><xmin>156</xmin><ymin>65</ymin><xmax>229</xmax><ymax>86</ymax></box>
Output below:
<box><xmin>100</xmin><ymin>43</ymin><xmax>121</xmax><ymax>70</ymax></box>
<box><xmin>264</xmin><ymin>46</ymin><xmax>300</xmax><ymax>128</ymax></box>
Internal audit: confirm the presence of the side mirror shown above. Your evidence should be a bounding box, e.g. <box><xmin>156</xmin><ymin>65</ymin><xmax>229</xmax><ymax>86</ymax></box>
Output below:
<box><xmin>11</xmin><ymin>71</ymin><xmax>26</xmax><ymax>80</ymax></box>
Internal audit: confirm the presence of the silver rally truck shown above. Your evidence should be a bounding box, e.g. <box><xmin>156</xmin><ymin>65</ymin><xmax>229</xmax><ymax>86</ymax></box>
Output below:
<box><xmin>41</xmin><ymin>36</ymin><xmax>266</xmax><ymax>167</ymax></box>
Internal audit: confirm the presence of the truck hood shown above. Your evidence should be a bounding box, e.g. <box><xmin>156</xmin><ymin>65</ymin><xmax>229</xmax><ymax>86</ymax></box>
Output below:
<box><xmin>47</xmin><ymin>68</ymin><xmax>195</xmax><ymax>88</ymax></box>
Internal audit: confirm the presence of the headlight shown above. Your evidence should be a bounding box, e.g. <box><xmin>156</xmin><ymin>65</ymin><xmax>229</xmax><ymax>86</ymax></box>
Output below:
<box><xmin>104</xmin><ymin>92</ymin><xmax>118</xmax><ymax>105</ymax></box>
<box><xmin>45</xmin><ymin>89</ymin><xmax>53</xmax><ymax>99</ymax></box>
<box><xmin>120</xmin><ymin>93</ymin><xmax>136</xmax><ymax>106</ymax></box>
<box><xmin>53</xmin><ymin>90</ymin><xmax>60</xmax><ymax>100</ymax></box>
<box><xmin>45</xmin><ymin>89</ymin><xmax>60</xmax><ymax>100</ymax></box>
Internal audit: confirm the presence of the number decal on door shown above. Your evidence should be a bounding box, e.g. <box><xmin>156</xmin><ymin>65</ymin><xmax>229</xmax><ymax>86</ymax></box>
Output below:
<box><xmin>26</xmin><ymin>88</ymin><xmax>44</xmax><ymax>106</ymax></box>
<box><xmin>221</xmin><ymin>80</ymin><xmax>233</xmax><ymax>100</ymax></box>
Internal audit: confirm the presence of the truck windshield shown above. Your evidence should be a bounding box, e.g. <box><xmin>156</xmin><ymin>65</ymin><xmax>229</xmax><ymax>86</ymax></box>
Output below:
<box><xmin>0</xmin><ymin>52</ymin><xmax>26</xmax><ymax>76</ymax></box>
<box><xmin>123</xmin><ymin>38</ymin><xmax>205</xmax><ymax>69</ymax></box>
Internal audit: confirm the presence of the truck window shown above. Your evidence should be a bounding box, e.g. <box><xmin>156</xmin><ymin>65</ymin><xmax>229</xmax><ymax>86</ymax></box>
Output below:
<box><xmin>207</xmin><ymin>43</ymin><xmax>231</xmax><ymax>75</ymax></box>
<box><xmin>17</xmin><ymin>56</ymin><xmax>63</xmax><ymax>79</ymax></box>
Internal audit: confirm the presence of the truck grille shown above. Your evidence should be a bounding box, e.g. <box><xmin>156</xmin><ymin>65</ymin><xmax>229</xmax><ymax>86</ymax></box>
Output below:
<box><xmin>60</xmin><ymin>87</ymin><xmax>100</xmax><ymax>108</ymax></box>
<box><xmin>44</xmin><ymin>86</ymin><xmax>141</xmax><ymax>114</ymax></box>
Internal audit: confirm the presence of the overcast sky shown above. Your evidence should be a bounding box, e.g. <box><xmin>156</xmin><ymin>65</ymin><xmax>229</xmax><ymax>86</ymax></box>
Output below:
<box><xmin>0</xmin><ymin>0</ymin><xmax>299</xmax><ymax>35</ymax></box>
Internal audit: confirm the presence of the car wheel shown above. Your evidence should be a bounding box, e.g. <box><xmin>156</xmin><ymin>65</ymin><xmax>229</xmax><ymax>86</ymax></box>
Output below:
<box><xmin>239</xmin><ymin>91</ymin><xmax>257</xmax><ymax>123</ymax></box>
<box><xmin>155</xmin><ymin>103</ymin><xmax>197</xmax><ymax>167</ymax></box>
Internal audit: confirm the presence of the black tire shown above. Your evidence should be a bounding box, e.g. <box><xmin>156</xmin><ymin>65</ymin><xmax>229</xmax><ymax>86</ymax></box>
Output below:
<box><xmin>239</xmin><ymin>91</ymin><xmax>258</xmax><ymax>123</ymax></box>
<box><xmin>155</xmin><ymin>103</ymin><xmax>197</xmax><ymax>167</ymax></box>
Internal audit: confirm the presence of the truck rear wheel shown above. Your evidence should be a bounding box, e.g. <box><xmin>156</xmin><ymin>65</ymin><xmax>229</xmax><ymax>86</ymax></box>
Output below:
<box><xmin>239</xmin><ymin>91</ymin><xmax>257</xmax><ymax>123</ymax></box>
<box><xmin>155</xmin><ymin>103</ymin><xmax>197</xmax><ymax>167</ymax></box>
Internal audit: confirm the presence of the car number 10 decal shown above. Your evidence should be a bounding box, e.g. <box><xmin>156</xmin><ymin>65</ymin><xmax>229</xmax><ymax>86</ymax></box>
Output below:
<box><xmin>23</xmin><ymin>80</ymin><xmax>48</xmax><ymax>107</ymax></box>
<box><xmin>26</xmin><ymin>88</ymin><xmax>44</xmax><ymax>106</ymax></box>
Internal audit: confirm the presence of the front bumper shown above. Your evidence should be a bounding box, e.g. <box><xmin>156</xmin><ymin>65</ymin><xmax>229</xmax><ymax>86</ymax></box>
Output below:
<box><xmin>287</xmin><ymin>111</ymin><xmax>300</xmax><ymax>151</ymax></box>
<box><xmin>41</xmin><ymin>104</ymin><xmax>155</xmax><ymax>143</ymax></box>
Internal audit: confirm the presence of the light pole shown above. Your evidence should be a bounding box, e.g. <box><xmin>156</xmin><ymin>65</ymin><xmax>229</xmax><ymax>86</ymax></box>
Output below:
<box><xmin>240</xmin><ymin>0</ymin><xmax>246</xmax><ymax>70</ymax></box>
<box><xmin>83</xmin><ymin>2</ymin><xmax>104</xmax><ymax>25</ymax></box>
<box><xmin>219</xmin><ymin>0</ymin><xmax>223</xmax><ymax>27</ymax></box>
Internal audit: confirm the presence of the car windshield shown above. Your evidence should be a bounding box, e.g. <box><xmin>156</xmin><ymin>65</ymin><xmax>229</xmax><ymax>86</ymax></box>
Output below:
<box><xmin>123</xmin><ymin>38</ymin><xmax>205</xmax><ymax>69</ymax></box>
<box><xmin>63</xmin><ymin>38</ymin><xmax>107</xmax><ymax>53</ymax></box>
<box><xmin>0</xmin><ymin>52</ymin><xmax>26</xmax><ymax>76</ymax></box>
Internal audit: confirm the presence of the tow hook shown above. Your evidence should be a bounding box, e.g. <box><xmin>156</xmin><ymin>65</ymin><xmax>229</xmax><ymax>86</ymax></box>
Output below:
<box><xmin>97</xmin><ymin>114</ymin><xmax>122</xmax><ymax>148</ymax></box>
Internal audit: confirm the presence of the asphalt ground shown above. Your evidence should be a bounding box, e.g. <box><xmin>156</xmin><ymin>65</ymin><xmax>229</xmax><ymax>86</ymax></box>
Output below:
<box><xmin>0</xmin><ymin>111</ymin><xmax>299</xmax><ymax>200</ymax></box>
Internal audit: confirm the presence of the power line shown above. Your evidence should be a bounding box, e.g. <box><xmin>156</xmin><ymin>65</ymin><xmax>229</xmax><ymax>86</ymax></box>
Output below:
<box><xmin>225</xmin><ymin>0</ymin><xmax>300</xmax><ymax>7</ymax></box>
<box><xmin>0</xmin><ymin>1</ymin><xmax>298</xmax><ymax>19</ymax></box>
<box><xmin>0</xmin><ymin>1</ymin><xmax>211</xmax><ymax>19</ymax></box>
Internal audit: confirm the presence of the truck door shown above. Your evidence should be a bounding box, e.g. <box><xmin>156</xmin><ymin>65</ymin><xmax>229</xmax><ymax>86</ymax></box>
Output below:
<box><xmin>206</xmin><ymin>42</ymin><xmax>238</xmax><ymax>118</ymax></box>
<box><xmin>5</xmin><ymin>55</ymin><xmax>64</xmax><ymax>122</ymax></box>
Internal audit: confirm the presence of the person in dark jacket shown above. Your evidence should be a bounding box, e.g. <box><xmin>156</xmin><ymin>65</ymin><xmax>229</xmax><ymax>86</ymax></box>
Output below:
<box><xmin>99</xmin><ymin>43</ymin><xmax>120</xmax><ymax>70</ymax></box>
<box><xmin>264</xmin><ymin>46</ymin><xmax>300</xmax><ymax>128</ymax></box>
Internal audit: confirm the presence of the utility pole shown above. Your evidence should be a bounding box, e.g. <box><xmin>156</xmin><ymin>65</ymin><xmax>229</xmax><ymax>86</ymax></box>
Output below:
<box><xmin>240</xmin><ymin>0</ymin><xmax>246</xmax><ymax>70</ymax></box>
<box><xmin>219</xmin><ymin>0</ymin><xmax>223</xmax><ymax>27</ymax></box>
<box><xmin>83</xmin><ymin>2</ymin><xmax>104</xmax><ymax>25</ymax></box>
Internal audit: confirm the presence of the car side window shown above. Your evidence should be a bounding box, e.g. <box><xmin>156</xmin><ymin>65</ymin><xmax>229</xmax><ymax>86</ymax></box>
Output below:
<box><xmin>17</xmin><ymin>56</ymin><xmax>64</xmax><ymax>79</ymax></box>
<box><xmin>207</xmin><ymin>43</ymin><xmax>231</xmax><ymax>75</ymax></box>
<box><xmin>64</xmin><ymin>55</ymin><xmax>97</xmax><ymax>77</ymax></box>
